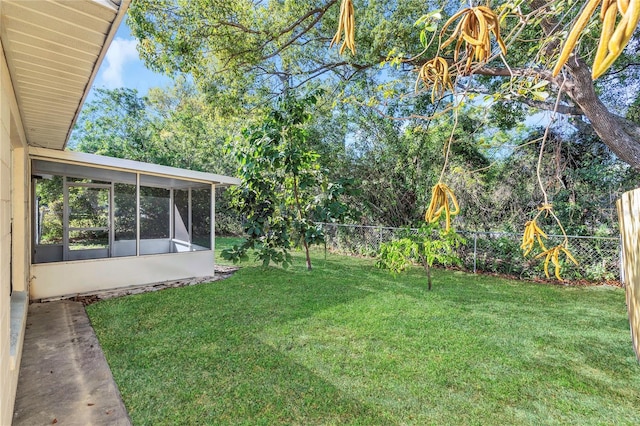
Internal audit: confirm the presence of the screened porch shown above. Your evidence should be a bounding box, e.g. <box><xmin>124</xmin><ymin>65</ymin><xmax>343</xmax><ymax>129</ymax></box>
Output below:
<box><xmin>28</xmin><ymin>148</ymin><xmax>239</xmax><ymax>300</ymax></box>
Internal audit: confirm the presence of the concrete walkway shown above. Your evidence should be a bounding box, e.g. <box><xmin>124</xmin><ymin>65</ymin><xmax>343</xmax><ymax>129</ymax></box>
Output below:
<box><xmin>12</xmin><ymin>301</ymin><xmax>131</xmax><ymax>426</ymax></box>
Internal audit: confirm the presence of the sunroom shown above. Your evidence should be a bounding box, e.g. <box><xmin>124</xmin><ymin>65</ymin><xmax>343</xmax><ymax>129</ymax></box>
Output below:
<box><xmin>29</xmin><ymin>147</ymin><xmax>239</xmax><ymax>300</ymax></box>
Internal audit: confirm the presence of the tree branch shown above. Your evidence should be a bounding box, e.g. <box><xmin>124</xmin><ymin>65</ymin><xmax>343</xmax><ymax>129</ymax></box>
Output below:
<box><xmin>473</xmin><ymin>66</ymin><xmax>574</xmax><ymax>92</ymax></box>
<box><xmin>278</xmin><ymin>2</ymin><xmax>337</xmax><ymax>36</ymax></box>
<box><xmin>259</xmin><ymin>3</ymin><xmax>336</xmax><ymax>61</ymax></box>
<box><xmin>218</xmin><ymin>20</ymin><xmax>262</xmax><ymax>35</ymax></box>
<box><xmin>515</xmin><ymin>96</ymin><xmax>583</xmax><ymax>116</ymax></box>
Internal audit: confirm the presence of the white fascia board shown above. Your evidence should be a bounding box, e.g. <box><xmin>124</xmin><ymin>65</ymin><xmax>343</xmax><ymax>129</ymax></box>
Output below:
<box><xmin>91</xmin><ymin>0</ymin><xmax>121</xmax><ymax>12</ymax></box>
<box><xmin>29</xmin><ymin>147</ymin><xmax>241</xmax><ymax>186</ymax></box>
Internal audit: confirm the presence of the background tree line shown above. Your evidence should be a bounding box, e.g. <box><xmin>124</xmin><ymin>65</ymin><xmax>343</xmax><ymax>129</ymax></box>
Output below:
<box><xmin>70</xmin><ymin>80</ymin><xmax>639</xmax><ymax>238</ymax></box>
<box><xmin>68</xmin><ymin>0</ymin><xmax>640</xmax><ymax>246</ymax></box>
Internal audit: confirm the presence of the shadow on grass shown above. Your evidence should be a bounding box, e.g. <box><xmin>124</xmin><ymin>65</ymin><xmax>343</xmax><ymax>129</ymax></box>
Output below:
<box><xmin>87</xmin><ymin>250</ymin><xmax>639</xmax><ymax>425</ymax></box>
<box><xmin>113</xmin><ymin>334</ymin><xmax>399</xmax><ymax>424</ymax></box>
<box><xmin>89</xmin><ymin>263</ymin><xmax>403</xmax><ymax>424</ymax></box>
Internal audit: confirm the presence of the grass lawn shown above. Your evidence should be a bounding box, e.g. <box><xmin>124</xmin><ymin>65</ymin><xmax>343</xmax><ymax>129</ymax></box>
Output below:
<box><xmin>87</xmin><ymin>238</ymin><xmax>640</xmax><ymax>425</ymax></box>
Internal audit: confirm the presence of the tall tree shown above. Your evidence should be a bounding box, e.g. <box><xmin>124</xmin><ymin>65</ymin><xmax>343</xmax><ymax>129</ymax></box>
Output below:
<box><xmin>70</xmin><ymin>88</ymin><xmax>149</xmax><ymax>158</ymax></box>
<box><xmin>129</xmin><ymin>0</ymin><xmax>640</xmax><ymax>170</ymax></box>
<box><xmin>144</xmin><ymin>79</ymin><xmax>237</xmax><ymax>174</ymax></box>
<box><xmin>70</xmin><ymin>83</ymin><xmax>236</xmax><ymax>175</ymax></box>
<box><xmin>224</xmin><ymin>92</ymin><xmax>353</xmax><ymax>269</ymax></box>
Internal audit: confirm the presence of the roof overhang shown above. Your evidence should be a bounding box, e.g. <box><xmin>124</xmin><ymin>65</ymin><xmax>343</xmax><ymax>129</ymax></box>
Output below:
<box><xmin>0</xmin><ymin>0</ymin><xmax>130</xmax><ymax>150</ymax></box>
<box><xmin>30</xmin><ymin>147</ymin><xmax>241</xmax><ymax>187</ymax></box>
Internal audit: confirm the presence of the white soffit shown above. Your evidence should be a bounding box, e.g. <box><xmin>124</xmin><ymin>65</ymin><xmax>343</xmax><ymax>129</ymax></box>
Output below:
<box><xmin>0</xmin><ymin>0</ymin><xmax>130</xmax><ymax>150</ymax></box>
<box><xmin>30</xmin><ymin>147</ymin><xmax>242</xmax><ymax>186</ymax></box>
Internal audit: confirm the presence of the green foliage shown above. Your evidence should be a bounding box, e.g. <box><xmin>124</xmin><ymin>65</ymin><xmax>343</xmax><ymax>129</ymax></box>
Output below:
<box><xmin>377</xmin><ymin>224</ymin><xmax>464</xmax><ymax>289</ymax></box>
<box><xmin>76</xmin><ymin>3</ymin><xmax>640</xmax><ymax>244</ymax></box>
<box><xmin>128</xmin><ymin>0</ymin><xmax>427</xmax><ymax>98</ymax></box>
<box><xmin>123</xmin><ymin>0</ymin><xmax>640</xmax><ymax>248</ymax></box>
<box><xmin>69</xmin><ymin>88</ymin><xmax>149</xmax><ymax>158</ymax></box>
<box><xmin>70</xmin><ymin>83</ymin><xmax>236</xmax><ymax>175</ymax></box>
<box><xmin>38</xmin><ymin>203</ymin><xmax>63</xmax><ymax>244</ymax></box>
<box><xmin>222</xmin><ymin>91</ymin><xmax>353</xmax><ymax>269</ymax></box>
<box><xmin>492</xmin><ymin>127</ymin><xmax>640</xmax><ymax>236</ymax></box>
<box><xmin>473</xmin><ymin>235</ymin><xmax>531</xmax><ymax>277</ymax></box>
<box><xmin>583</xmin><ymin>262</ymin><xmax>617</xmax><ymax>281</ymax></box>
<box><xmin>35</xmin><ymin>176</ymin><xmax>64</xmax><ymax>244</ymax></box>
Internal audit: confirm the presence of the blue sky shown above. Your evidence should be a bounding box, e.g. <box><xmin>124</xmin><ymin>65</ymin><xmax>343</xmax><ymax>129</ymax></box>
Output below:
<box><xmin>86</xmin><ymin>18</ymin><xmax>173</xmax><ymax>102</ymax></box>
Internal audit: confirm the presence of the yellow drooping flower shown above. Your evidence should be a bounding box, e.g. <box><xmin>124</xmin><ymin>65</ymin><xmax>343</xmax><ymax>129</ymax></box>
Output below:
<box><xmin>520</xmin><ymin>219</ymin><xmax>548</xmax><ymax>256</ymax></box>
<box><xmin>440</xmin><ymin>6</ymin><xmax>507</xmax><ymax>73</ymax></box>
<box><xmin>425</xmin><ymin>182</ymin><xmax>459</xmax><ymax>232</ymax></box>
<box><xmin>535</xmin><ymin>243</ymin><xmax>579</xmax><ymax>281</ymax></box>
<box><xmin>330</xmin><ymin>0</ymin><xmax>356</xmax><ymax>55</ymax></box>
<box><xmin>416</xmin><ymin>56</ymin><xmax>454</xmax><ymax>102</ymax></box>
<box><xmin>521</xmin><ymin>204</ymin><xmax>578</xmax><ymax>280</ymax></box>
<box><xmin>553</xmin><ymin>0</ymin><xmax>640</xmax><ymax>79</ymax></box>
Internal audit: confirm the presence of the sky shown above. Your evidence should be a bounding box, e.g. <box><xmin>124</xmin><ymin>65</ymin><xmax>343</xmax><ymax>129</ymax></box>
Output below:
<box><xmin>86</xmin><ymin>18</ymin><xmax>173</xmax><ymax>103</ymax></box>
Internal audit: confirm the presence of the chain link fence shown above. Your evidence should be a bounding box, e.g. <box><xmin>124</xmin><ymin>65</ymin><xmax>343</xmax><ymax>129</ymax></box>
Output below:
<box><xmin>319</xmin><ymin>223</ymin><xmax>621</xmax><ymax>283</ymax></box>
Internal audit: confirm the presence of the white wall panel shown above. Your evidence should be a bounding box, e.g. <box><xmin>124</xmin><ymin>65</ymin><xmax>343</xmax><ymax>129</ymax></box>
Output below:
<box><xmin>31</xmin><ymin>251</ymin><xmax>215</xmax><ymax>300</ymax></box>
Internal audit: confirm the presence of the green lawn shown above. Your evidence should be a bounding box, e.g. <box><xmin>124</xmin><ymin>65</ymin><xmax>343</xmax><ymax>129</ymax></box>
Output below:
<box><xmin>87</xmin><ymin>238</ymin><xmax>640</xmax><ymax>425</ymax></box>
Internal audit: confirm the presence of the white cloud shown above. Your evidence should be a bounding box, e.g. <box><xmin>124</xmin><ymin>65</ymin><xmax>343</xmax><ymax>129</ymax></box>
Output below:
<box><xmin>100</xmin><ymin>37</ymin><xmax>139</xmax><ymax>88</ymax></box>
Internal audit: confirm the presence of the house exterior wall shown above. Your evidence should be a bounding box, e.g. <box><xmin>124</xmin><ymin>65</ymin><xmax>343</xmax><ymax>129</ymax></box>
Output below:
<box><xmin>1</xmin><ymin>38</ymin><xmax>31</xmax><ymax>425</ymax></box>
<box><xmin>12</xmin><ymin>145</ymin><xmax>29</xmax><ymax>293</ymax></box>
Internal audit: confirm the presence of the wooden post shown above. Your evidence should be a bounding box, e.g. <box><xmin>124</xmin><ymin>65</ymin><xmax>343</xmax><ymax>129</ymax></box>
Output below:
<box><xmin>617</xmin><ymin>188</ymin><xmax>640</xmax><ymax>362</ymax></box>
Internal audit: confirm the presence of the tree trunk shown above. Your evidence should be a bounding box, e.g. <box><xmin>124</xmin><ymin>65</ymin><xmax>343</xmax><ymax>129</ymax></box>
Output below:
<box><xmin>302</xmin><ymin>237</ymin><xmax>312</xmax><ymax>271</ymax></box>
<box><xmin>529</xmin><ymin>0</ymin><xmax>640</xmax><ymax>171</ymax></box>
<box><xmin>293</xmin><ymin>174</ymin><xmax>312</xmax><ymax>271</ymax></box>
<box><xmin>420</xmin><ymin>256</ymin><xmax>432</xmax><ymax>291</ymax></box>
<box><xmin>563</xmin><ymin>58</ymin><xmax>640</xmax><ymax>170</ymax></box>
